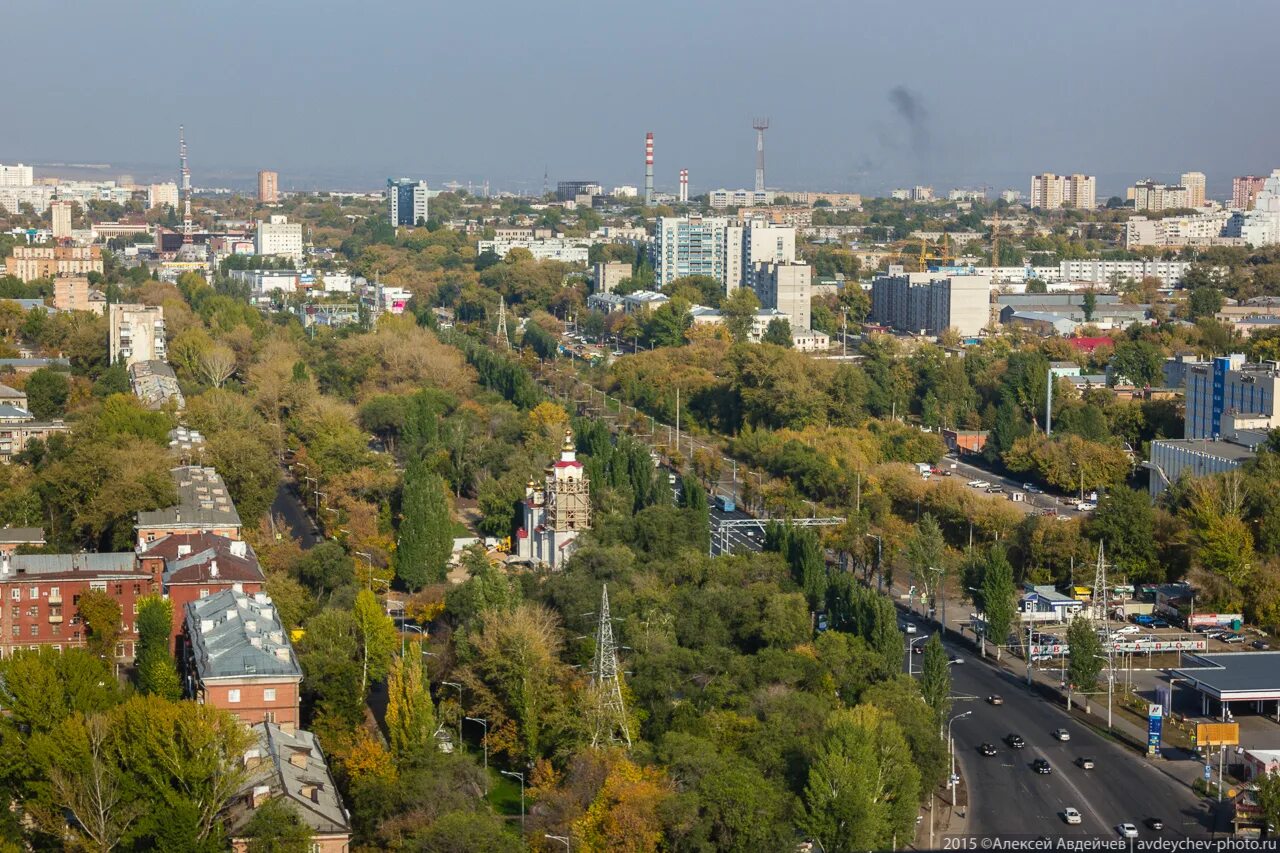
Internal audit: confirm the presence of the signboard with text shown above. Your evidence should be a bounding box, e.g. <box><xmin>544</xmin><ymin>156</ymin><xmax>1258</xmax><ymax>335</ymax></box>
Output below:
<box><xmin>1112</xmin><ymin>639</ymin><xmax>1206</xmax><ymax>653</ymax></box>
<box><xmin>1147</xmin><ymin>704</ymin><xmax>1163</xmax><ymax>756</ymax></box>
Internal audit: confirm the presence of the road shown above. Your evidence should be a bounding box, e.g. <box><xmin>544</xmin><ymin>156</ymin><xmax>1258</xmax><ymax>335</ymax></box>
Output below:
<box><xmin>709</xmin><ymin>505</ymin><xmax>765</xmax><ymax>555</ymax></box>
<box><xmin>918</xmin><ymin>624</ymin><xmax>1218</xmax><ymax>840</ymax></box>
<box><xmin>270</xmin><ymin>474</ymin><xmax>323</xmax><ymax>549</ymax></box>
<box><xmin>933</xmin><ymin>454</ymin><xmax>1087</xmax><ymax>518</ymax></box>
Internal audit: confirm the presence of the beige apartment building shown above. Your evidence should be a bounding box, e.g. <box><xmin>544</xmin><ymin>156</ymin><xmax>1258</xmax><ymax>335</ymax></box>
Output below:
<box><xmin>1030</xmin><ymin>173</ymin><xmax>1096</xmax><ymax>210</ymax></box>
<box><xmin>1181</xmin><ymin>172</ymin><xmax>1206</xmax><ymax>207</ymax></box>
<box><xmin>257</xmin><ymin>170</ymin><xmax>279</xmax><ymax>203</ymax></box>
<box><xmin>4</xmin><ymin>246</ymin><xmax>102</xmax><ymax>282</ymax></box>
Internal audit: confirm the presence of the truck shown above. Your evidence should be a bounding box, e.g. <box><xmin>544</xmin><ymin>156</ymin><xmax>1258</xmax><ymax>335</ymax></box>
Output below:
<box><xmin>714</xmin><ymin>495</ymin><xmax>736</xmax><ymax>513</ymax></box>
<box><xmin>915</xmin><ymin>462</ymin><xmax>932</xmax><ymax>479</ymax></box>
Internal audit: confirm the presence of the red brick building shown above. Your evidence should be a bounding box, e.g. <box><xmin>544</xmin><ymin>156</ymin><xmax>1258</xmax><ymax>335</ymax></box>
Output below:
<box><xmin>181</xmin><ymin>589</ymin><xmax>302</xmax><ymax>727</ymax></box>
<box><xmin>0</xmin><ymin>551</ymin><xmax>155</xmax><ymax>660</ymax></box>
<box><xmin>137</xmin><ymin>532</ymin><xmax>265</xmax><ymax>649</ymax></box>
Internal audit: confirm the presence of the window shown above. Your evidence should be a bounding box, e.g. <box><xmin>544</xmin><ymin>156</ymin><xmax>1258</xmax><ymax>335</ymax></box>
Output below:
<box><xmin>114</xmin><ymin>643</ymin><xmax>123</xmax><ymax>658</ymax></box>
<box><xmin>132</xmin><ymin>602</ymin><xmax>138</xmax><ymax>614</ymax></box>
<box><xmin>114</xmin><ymin>584</ymin><xmax>123</xmax><ymax>596</ymax></box>
<box><xmin>26</xmin><ymin>606</ymin><xmax>36</xmax><ymax>618</ymax></box>
<box><xmin>9</xmin><ymin>606</ymin><xmax>17</xmax><ymax>619</ymax></box>
<box><xmin>27</xmin><ymin>586</ymin><xmax>37</xmax><ymax>600</ymax></box>
<box><xmin>227</xmin><ymin>689</ymin><xmax>241</xmax><ymax>703</ymax></box>
<box><xmin>133</xmin><ymin>584</ymin><xmax>140</xmax><ymax>595</ymax></box>
<box><xmin>9</xmin><ymin>589</ymin><xmax>19</xmax><ymax>601</ymax></box>
<box><xmin>263</xmin><ymin>688</ymin><xmax>277</xmax><ymax>702</ymax></box>
<box><xmin>10</xmin><ymin>626</ymin><xmax>17</xmax><ymax>637</ymax></box>
<box><xmin>28</xmin><ymin>625</ymin><xmax>37</xmax><ymax>637</ymax></box>
<box><xmin>199</xmin><ymin>588</ymin><xmax>209</xmax><ymax>599</ymax></box>
<box><xmin>72</xmin><ymin>594</ymin><xmax>80</xmax><ymax>605</ymax></box>
<box><xmin>49</xmin><ymin>587</ymin><xmax>59</xmax><ymax>598</ymax></box>
<box><xmin>50</xmin><ymin>624</ymin><xmax>59</xmax><ymax>636</ymax></box>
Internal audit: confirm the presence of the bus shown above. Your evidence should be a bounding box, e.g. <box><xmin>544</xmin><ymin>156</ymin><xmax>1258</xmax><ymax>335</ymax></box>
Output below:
<box><xmin>714</xmin><ymin>495</ymin><xmax>736</xmax><ymax>513</ymax></box>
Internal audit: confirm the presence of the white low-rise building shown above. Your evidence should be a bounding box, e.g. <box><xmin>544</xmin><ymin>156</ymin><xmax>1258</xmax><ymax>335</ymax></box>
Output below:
<box><xmin>254</xmin><ymin>215</ymin><xmax>304</xmax><ymax>262</ymax></box>
<box><xmin>476</xmin><ymin>238</ymin><xmax>589</xmax><ymax>264</ymax></box>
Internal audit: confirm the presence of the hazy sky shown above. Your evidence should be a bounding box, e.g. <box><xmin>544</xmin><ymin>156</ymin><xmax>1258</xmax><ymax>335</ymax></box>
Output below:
<box><xmin>7</xmin><ymin>1</ymin><xmax>1278</xmax><ymax>197</ymax></box>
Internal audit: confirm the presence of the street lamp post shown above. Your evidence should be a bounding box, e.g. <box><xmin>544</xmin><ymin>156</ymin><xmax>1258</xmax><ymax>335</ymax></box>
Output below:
<box><xmin>465</xmin><ymin>717</ymin><xmax>489</xmax><ymax>792</ymax></box>
<box><xmin>907</xmin><ymin>634</ymin><xmax>930</xmax><ymax>676</ymax></box>
<box><xmin>501</xmin><ymin>770</ymin><xmax>525</xmax><ymax>830</ymax></box>
<box><xmin>948</xmin><ymin>711</ymin><xmax>973</xmax><ymax>794</ymax></box>
<box><xmin>1093</xmin><ymin>653</ymin><xmax>1113</xmax><ymax>728</ymax></box>
<box><xmin>441</xmin><ymin>681</ymin><xmax>463</xmax><ymax>751</ymax></box>
<box><xmin>401</xmin><ymin>622</ymin><xmax>425</xmax><ymax>656</ymax></box>
<box><xmin>546</xmin><ymin>835</ymin><xmax>571</xmax><ymax>852</ymax></box>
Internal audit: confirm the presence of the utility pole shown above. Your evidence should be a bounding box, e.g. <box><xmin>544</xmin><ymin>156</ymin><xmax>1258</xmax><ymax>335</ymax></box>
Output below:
<box><xmin>1045</xmin><ymin>365</ymin><xmax>1053</xmax><ymax>436</ymax></box>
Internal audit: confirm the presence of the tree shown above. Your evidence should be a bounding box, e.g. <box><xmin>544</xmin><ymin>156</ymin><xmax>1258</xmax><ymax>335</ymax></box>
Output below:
<box><xmin>802</xmin><ymin>705</ymin><xmax>921</xmax><ymax>852</ymax></box>
<box><xmin>720</xmin><ymin>287</ymin><xmax>760</xmax><ymax>343</ymax></box>
<box><xmin>298</xmin><ymin>610</ymin><xmax>363</xmax><ymax>726</ymax></box>
<box><xmin>905</xmin><ymin>513</ymin><xmax>946</xmax><ymax>610</ymax></box>
<box><xmin>1087</xmin><ymin>487</ymin><xmax>1159</xmax><ymax>582</ymax></box>
<box><xmin>979</xmin><ymin>546</ymin><xmax>1017</xmax><ymax>661</ymax></box>
<box><xmin>240</xmin><ymin>797</ymin><xmax>311</xmax><ymax>853</ymax></box>
<box><xmin>398</xmin><ymin>460</ymin><xmax>453</xmax><ymax>589</ymax></box>
<box><xmin>1109</xmin><ymin>339</ymin><xmax>1164</xmax><ymax>387</ymax></box>
<box><xmin>136</xmin><ymin>598</ymin><xmax>181</xmax><ymax>700</ymax></box>
<box><xmin>24</xmin><ymin>367</ymin><xmax>70</xmax><ymax>419</ymax></box>
<box><xmin>78</xmin><ymin>589</ymin><xmax>122</xmax><ymax>662</ymax></box>
<box><xmin>919</xmin><ymin>634</ymin><xmax>951</xmax><ymax>726</ymax></box>
<box><xmin>198</xmin><ymin>344</ymin><xmax>237</xmax><ymax>388</ymax></box>
<box><xmin>1187</xmin><ymin>286</ymin><xmax>1224</xmax><ymax>321</ymax></box>
<box><xmin>762</xmin><ymin>317</ymin><xmax>793</xmax><ymax>347</ymax></box>
<box><xmin>1256</xmin><ymin>769</ymin><xmax>1280</xmax><ymax>837</ymax></box>
<box><xmin>296</xmin><ymin>541</ymin><xmax>355</xmax><ymax>596</ymax></box>
<box><xmin>41</xmin><ymin>714</ymin><xmax>141</xmax><ymax>853</ymax></box>
<box><xmin>1082</xmin><ymin>290</ymin><xmax>1097</xmax><ymax>323</ymax></box>
<box><xmin>1066</xmin><ymin>614</ymin><xmax>1104</xmax><ymax>707</ymax></box>
<box><xmin>642</xmin><ymin>298</ymin><xmax>692</xmax><ymax>348</ymax></box>
<box><xmin>0</xmin><ymin>648</ymin><xmax>121</xmax><ymax>735</ymax></box>
<box><xmin>1025</xmin><ymin>278</ymin><xmax>1048</xmax><ymax>294</ymax></box>
<box><xmin>387</xmin><ymin>639</ymin><xmax>437</xmax><ymax>765</ymax></box>
<box><xmin>353</xmin><ymin>588</ymin><xmax>397</xmax><ymax>695</ymax></box>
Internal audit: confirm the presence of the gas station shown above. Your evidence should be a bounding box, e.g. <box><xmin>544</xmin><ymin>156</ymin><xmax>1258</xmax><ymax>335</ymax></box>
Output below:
<box><xmin>1170</xmin><ymin>651</ymin><xmax>1280</xmax><ymax>722</ymax></box>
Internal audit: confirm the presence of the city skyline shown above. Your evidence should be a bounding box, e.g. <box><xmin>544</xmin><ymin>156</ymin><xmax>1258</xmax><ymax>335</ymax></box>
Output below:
<box><xmin>5</xmin><ymin>1</ymin><xmax>1279</xmax><ymax>196</ymax></box>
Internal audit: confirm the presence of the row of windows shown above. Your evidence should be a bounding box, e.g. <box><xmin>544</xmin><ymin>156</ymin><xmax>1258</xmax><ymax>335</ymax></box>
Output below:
<box><xmin>227</xmin><ymin>688</ymin><xmax>278</xmax><ymax>703</ymax></box>
<box><xmin>8</xmin><ymin>582</ymin><xmax>142</xmax><ymax>601</ymax></box>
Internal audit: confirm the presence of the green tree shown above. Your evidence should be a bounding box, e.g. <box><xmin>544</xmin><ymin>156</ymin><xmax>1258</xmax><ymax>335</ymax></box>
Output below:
<box><xmin>762</xmin><ymin>317</ymin><xmax>793</xmax><ymax>347</ymax></box>
<box><xmin>721</xmin><ymin>287</ymin><xmax>761</xmax><ymax>343</ymax></box>
<box><xmin>24</xmin><ymin>367</ymin><xmax>70</xmax><ymax>419</ymax></box>
<box><xmin>240</xmin><ymin>797</ymin><xmax>311</xmax><ymax>853</ymax></box>
<box><xmin>136</xmin><ymin>596</ymin><xmax>182</xmax><ymax>699</ymax></box>
<box><xmin>1087</xmin><ymin>487</ymin><xmax>1159</xmax><ymax>582</ymax></box>
<box><xmin>296</xmin><ymin>541</ymin><xmax>355</xmax><ymax>596</ymax></box>
<box><xmin>1109</xmin><ymin>339</ymin><xmax>1164</xmax><ymax>387</ymax></box>
<box><xmin>979</xmin><ymin>546</ymin><xmax>1017</xmax><ymax>661</ymax></box>
<box><xmin>1066</xmin><ymin>614</ymin><xmax>1104</xmax><ymax>705</ymax></box>
<box><xmin>298</xmin><ymin>610</ymin><xmax>363</xmax><ymax>726</ymax></box>
<box><xmin>0</xmin><ymin>648</ymin><xmax>121</xmax><ymax>735</ymax></box>
<box><xmin>78</xmin><ymin>589</ymin><xmax>122</xmax><ymax>662</ymax></box>
<box><xmin>905</xmin><ymin>513</ymin><xmax>946</xmax><ymax>610</ymax></box>
<box><xmin>1082</xmin><ymin>290</ymin><xmax>1097</xmax><ymax>322</ymax></box>
<box><xmin>1256</xmin><ymin>769</ymin><xmax>1280</xmax><ymax>838</ymax></box>
<box><xmin>353</xmin><ymin>588</ymin><xmax>397</xmax><ymax>694</ymax></box>
<box><xmin>1187</xmin><ymin>286</ymin><xmax>1224</xmax><ymax>321</ymax></box>
<box><xmin>386</xmin><ymin>639</ymin><xmax>437</xmax><ymax>765</ymax></box>
<box><xmin>802</xmin><ymin>705</ymin><xmax>921</xmax><ymax>852</ymax></box>
<box><xmin>398</xmin><ymin>460</ymin><xmax>453</xmax><ymax>589</ymax></box>
<box><xmin>919</xmin><ymin>634</ymin><xmax>951</xmax><ymax>726</ymax></box>
<box><xmin>642</xmin><ymin>297</ymin><xmax>693</xmax><ymax>348</ymax></box>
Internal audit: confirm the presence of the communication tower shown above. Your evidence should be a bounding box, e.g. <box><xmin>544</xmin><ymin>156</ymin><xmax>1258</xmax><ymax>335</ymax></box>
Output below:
<box><xmin>753</xmin><ymin>118</ymin><xmax>770</xmax><ymax>193</ymax></box>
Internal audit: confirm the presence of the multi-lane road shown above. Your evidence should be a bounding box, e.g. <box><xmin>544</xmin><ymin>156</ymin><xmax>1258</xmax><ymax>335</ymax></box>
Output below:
<box><xmin>916</xmin><ymin>621</ymin><xmax>1219</xmax><ymax>840</ymax></box>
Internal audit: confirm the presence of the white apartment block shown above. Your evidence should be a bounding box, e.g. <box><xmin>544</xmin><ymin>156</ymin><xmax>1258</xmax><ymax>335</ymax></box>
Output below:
<box><xmin>1058</xmin><ymin>260</ymin><xmax>1202</xmax><ymax>286</ymax></box>
<box><xmin>475</xmin><ymin>238</ymin><xmax>589</xmax><ymax>264</ymax></box>
<box><xmin>108</xmin><ymin>303</ymin><xmax>167</xmax><ymax>367</ymax></box>
<box><xmin>1224</xmin><ymin>170</ymin><xmax>1280</xmax><ymax>248</ymax></box>
<box><xmin>611</xmin><ymin>185</ymin><xmax>638</xmax><ymax>198</ymax></box>
<box><xmin>1126</xmin><ymin>212</ymin><xmax>1231</xmax><ymax>248</ymax></box>
<box><xmin>0</xmin><ymin>164</ymin><xmax>33</xmax><ymax>187</ymax></box>
<box><xmin>0</xmin><ymin>185</ymin><xmax>54</xmax><ymax>214</ymax></box>
<box><xmin>50</xmin><ymin>201</ymin><xmax>73</xmax><ymax>240</ymax></box>
<box><xmin>254</xmin><ymin>215</ymin><xmax>304</xmax><ymax>262</ymax></box>
<box><xmin>708</xmin><ymin>189</ymin><xmax>775</xmax><ymax>209</ymax></box>
<box><xmin>147</xmin><ymin>182</ymin><xmax>179</xmax><ymax>209</ymax></box>
<box><xmin>1031</xmin><ymin>173</ymin><xmax>1096</xmax><ymax>209</ymax></box>
<box><xmin>653</xmin><ymin>215</ymin><xmax>731</xmax><ymax>286</ymax></box>
<box><xmin>1000</xmin><ymin>190</ymin><xmax>1022</xmax><ymax>204</ymax></box>
<box><xmin>1131</xmin><ymin>181</ymin><xmax>1190</xmax><ymax>212</ymax></box>
<box><xmin>753</xmin><ymin>262</ymin><xmax>812</xmax><ymax>331</ymax></box>
<box><xmin>728</xmin><ymin>220</ymin><xmax>796</xmax><ymax>292</ymax></box>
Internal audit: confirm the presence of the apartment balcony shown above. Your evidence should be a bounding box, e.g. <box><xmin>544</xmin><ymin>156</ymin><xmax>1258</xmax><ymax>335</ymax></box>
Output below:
<box><xmin>48</xmin><ymin>592</ymin><xmax>62</xmax><ymax>605</ymax></box>
<box><xmin>48</xmin><ymin>612</ymin><xmax>62</xmax><ymax>624</ymax></box>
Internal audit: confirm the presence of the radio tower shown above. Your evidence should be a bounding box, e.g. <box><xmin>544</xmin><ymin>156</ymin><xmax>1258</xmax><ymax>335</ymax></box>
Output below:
<box><xmin>496</xmin><ymin>296</ymin><xmax>511</xmax><ymax>350</ymax></box>
<box><xmin>752</xmin><ymin>117</ymin><xmax>769</xmax><ymax>193</ymax></box>
<box><xmin>590</xmin><ymin>584</ymin><xmax>632</xmax><ymax>749</ymax></box>
<box><xmin>179</xmin><ymin>125</ymin><xmax>193</xmax><ymax>245</ymax></box>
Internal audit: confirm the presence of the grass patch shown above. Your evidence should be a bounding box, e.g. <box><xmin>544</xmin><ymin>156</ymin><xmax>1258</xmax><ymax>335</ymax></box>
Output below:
<box><xmin>488</xmin><ymin>773</ymin><xmax>523</xmax><ymax>816</ymax></box>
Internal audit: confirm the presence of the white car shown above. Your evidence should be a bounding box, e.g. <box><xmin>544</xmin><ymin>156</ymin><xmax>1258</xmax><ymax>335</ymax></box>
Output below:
<box><xmin>966</xmin><ymin>479</ymin><xmax>983</xmax><ymax>487</ymax></box>
<box><xmin>1077</xmin><ymin>502</ymin><xmax>1097</xmax><ymax>512</ymax></box>
<box><xmin>1116</xmin><ymin>625</ymin><xmax>1141</xmax><ymax>635</ymax></box>
<box><xmin>1117</xmin><ymin>823</ymin><xmax>1138</xmax><ymax>839</ymax></box>
<box><xmin>973</xmin><ymin>480</ymin><xmax>991</xmax><ymax>489</ymax></box>
<box><xmin>949</xmin><ymin>656</ymin><xmax>965</xmax><ymax>665</ymax></box>
<box><xmin>902</xmin><ymin>623</ymin><xmax>918</xmax><ymax>634</ymax></box>
<box><xmin>1063</xmin><ymin>808</ymin><xmax>1082</xmax><ymax>825</ymax></box>
<box><xmin>1053</xmin><ymin>728</ymin><xmax>1070</xmax><ymax>742</ymax></box>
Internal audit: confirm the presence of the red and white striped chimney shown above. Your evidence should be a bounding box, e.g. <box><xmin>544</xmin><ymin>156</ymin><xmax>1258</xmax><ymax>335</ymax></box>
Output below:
<box><xmin>644</xmin><ymin>132</ymin><xmax>654</xmax><ymax>206</ymax></box>
<box><xmin>679</xmin><ymin>169</ymin><xmax>688</xmax><ymax>203</ymax></box>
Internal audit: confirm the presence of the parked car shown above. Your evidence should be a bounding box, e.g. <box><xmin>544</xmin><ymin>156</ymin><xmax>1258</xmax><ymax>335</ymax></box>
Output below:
<box><xmin>1116</xmin><ymin>625</ymin><xmax>1141</xmax><ymax>635</ymax></box>
<box><xmin>973</xmin><ymin>480</ymin><xmax>991</xmax><ymax>489</ymax></box>
<box><xmin>1150</xmin><ymin>618</ymin><xmax>1170</xmax><ymax>628</ymax></box>
<box><xmin>1223</xmin><ymin>633</ymin><xmax>1246</xmax><ymax>644</ymax></box>
<box><xmin>1253</xmin><ymin>639</ymin><xmax>1271</xmax><ymax>650</ymax></box>
<box><xmin>1077</xmin><ymin>502</ymin><xmax>1097</xmax><ymax>512</ymax></box>
<box><xmin>1053</xmin><ymin>728</ymin><xmax>1071</xmax><ymax>742</ymax></box>
<box><xmin>1032</xmin><ymin>758</ymin><xmax>1052</xmax><ymax>774</ymax></box>
<box><xmin>986</xmin><ymin>485</ymin><xmax>1004</xmax><ymax>494</ymax></box>
<box><xmin>1063</xmin><ymin>808</ymin><xmax>1082</xmax><ymax>825</ymax></box>
<box><xmin>966</xmin><ymin>479</ymin><xmax>984</xmax><ymax>487</ymax></box>
<box><xmin>1077</xmin><ymin>757</ymin><xmax>1095</xmax><ymax>769</ymax></box>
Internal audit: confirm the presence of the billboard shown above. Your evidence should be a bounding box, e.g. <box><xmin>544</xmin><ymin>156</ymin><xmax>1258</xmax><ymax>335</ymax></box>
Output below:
<box><xmin>1192</xmin><ymin>722</ymin><xmax>1239</xmax><ymax>748</ymax></box>
<box><xmin>1112</xmin><ymin>638</ymin><xmax>1206</xmax><ymax>652</ymax></box>
<box><xmin>1147</xmin><ymin>704</ymin><xmax>1163</xmax><ymax>756</ymax></box>
<box><xmin>1189</xmin><ymin>613</ymin><xmax>1244</xmax><ymax>630</ymax></box>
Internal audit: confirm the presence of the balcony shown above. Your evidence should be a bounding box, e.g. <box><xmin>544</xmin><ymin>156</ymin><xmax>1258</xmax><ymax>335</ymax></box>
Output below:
<box><xmin>48</xmin><ymin>592</ymin><xmax>61</xmax><ymax>605</ymax></box>
<box><xmin>48</xmin><ymin>612</ymin><xmax>62</xmax><ymax>624</ymax></box>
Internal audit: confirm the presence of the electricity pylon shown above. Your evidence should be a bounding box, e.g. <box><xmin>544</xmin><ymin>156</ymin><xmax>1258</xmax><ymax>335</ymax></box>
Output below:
<box><xmin>590</xmin><ymin>584</ymin><xmax>632</xmax><ymax>749</ymax></box>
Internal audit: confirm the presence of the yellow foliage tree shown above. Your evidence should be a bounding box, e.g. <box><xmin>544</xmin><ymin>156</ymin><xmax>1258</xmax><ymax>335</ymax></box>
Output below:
<box><xmin>570</xmin><ymin>751</ymin><xmax>671</xmax><ymax>853</ymax></box>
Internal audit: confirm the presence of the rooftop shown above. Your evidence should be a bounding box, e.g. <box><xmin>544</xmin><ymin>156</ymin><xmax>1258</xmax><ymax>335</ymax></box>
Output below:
<box><xmin>141</xmin><ymin>532</ymin><xmax>263</xmax><ymax>587</ymax></box>
<box><xmin>1</xmin><ymin>552</ymin><xmax>140</xmax><ymax>579</ymax></box>
<box><xmin>1171</xmin><ymin>652</ymin><xmax>1280</xmax><ymax>700</ymax></box>
<box><xmin>225</xmin><ymin>722</ymin><xmax>350</xmax><ymax>839</ymax></box>
<box><xmin>1151</xmin><ymin>438</ymin><xmax>1261</xmax><ymax>462</ymax></box>
<box><xmin>185</xmin><ymin>589</ymin><xmax>300</xmax><ymax>682</ymax></box>
<box><xmin>0</xmin><ymin>527</ymin><xmax>44</xmax><ymax>545</ymax></box>
<box><xmin>136</xmin><ymin>466</ymin><xmax>241</xmax><ymax>533</ymax></box>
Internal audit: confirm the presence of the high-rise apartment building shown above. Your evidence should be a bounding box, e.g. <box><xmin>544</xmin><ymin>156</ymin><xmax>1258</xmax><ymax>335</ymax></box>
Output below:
<box><xmin>727</xmin><ymin>219</ymin><xmax>796</xmax><ymax>291</ymax></box>
<box><xmin>387</xmin><ymin>178</ymin><xmax>429</xmax><ymax>227</ymax></box>
<box><xmin>257</xmin><ymin>170</ymin><xmax>279</xmax><ymax>203</ymax></box>
<box><xmin>1233</xmin><ymin>176</ymin><xmax>1268</xmax><ymax>210</ymax></box>
<box><xmin>147</xmin><ymin>182</ymin><xmax>179</xmax><ymax>210</ymax></box>
<box><xmin>592</xmin><ymin>261</ymin><xmax>631</xmax><ymax>294</ymax></box>
<box><xmin>752</xmin><ymin>262</ymin><xmax>812</xmax><ymax>331</ymax></box>
<box><xmin>52</xmin><ymin>276</ymin><xmax>90</xmax><ymax>312</ymax></box>
<box><xmin>1030</xmin><ymin>173</ymin><xmax>1095</xmax><ymax>209</ymax></box>
<box><xmin>870</xmin><ymin>272</ymin><xmax>992</xmax><ymax>337</ymax></box>
<box><xmin>1131</xmin><ymin>181</ymin><xmax>1190</xmax><ymax>212</ymax></box>
<box><xmin>653</xmin><ymin>215</ymin><xmax>731</xmax><ymax>287</ymax></box>
<box><xmin>50</xmin><ymin>201</ymin><xmax>73</xmax><ymax>239</ymax></box>
<box><xmin>4</xmin><ymin>246</ymin><xmax>102</xmax><ymax>282</ymax></box>
<box><xmin>0</xmin><ymin>164</ymin><xmax>33</xmax><ymax>187</ymax></box>
<box><xmin>1181</xmin><ymin>172</ymin><xmax>1206</xmax><ymax>208</ymax></box>
<box><xmin>108</xmin><ymin>303</ymin><xmax>167</xmax><ymax>367</ymax></box>
<box><xmin>254</xmin><ymin>215</ymin><xmax>304</xmax><ymax>262</ymax></box>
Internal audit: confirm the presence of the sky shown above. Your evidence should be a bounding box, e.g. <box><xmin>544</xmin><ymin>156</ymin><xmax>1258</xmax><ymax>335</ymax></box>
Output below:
<box><xmin>7</xmin><ymin>0</ymin><xmax>1279</xmax><ymax>198</ymax></box>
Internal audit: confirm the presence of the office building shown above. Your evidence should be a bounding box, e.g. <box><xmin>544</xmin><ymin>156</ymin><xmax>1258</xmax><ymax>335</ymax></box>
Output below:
<box><xmin>5</xmin><ymin>245</ymin><xmax>102</xmax><ymax>282</ymax></box>
<box><xmin>0</xmin><ymin>164</ymin><xmax>33</xmax><ymax>187</ymax></box>
<box><xmin>254</xmin><ymin>215</ymin><xmax>304</xmax><ymax>262</ymax></box>
<box><xmin>653</xmin><ymin>215</ymin><xmax>731</xmax><ymax>286</ymax></box>
<box><xmin>1184</xmin><ymin>355</ymin><xmax>1280</xmax><ymax>440</ymax></box>
<box><xmin>516</xmin><ymin>431</ymin><xmax>590</xmax><ymax>569</ymax></box>
<box><xmin>870</xmin><ymin>272</ymin><xmax>992</xmax><ymax>337</ymax></box>
<box><xmin>593</xmin><ymin>261</ymin><xmax>630</xmax><ymax>294</ymax></box>
<box><xmin>387</xmin><ymin>178</ymin><xmax>429</xmax><ymax>227</ymax></box>
<box><xmin>108</xmin><ymin>303</ymin><xmax>166</xmax><ymax>367</ymax></box>
<box><xmin>52</xmin><ymin>276</ymin><xmax>90</xmax><ymax>312</ymax></box>
<box><xmin>135</xmin><ymin>465</ymin><xmax>242</xmax><ymax>546</ymax></box>
<box><xmin>257</xmin><ymin>170</ymin><xmax>279</xmax><ymax>203</ymax></box>
<box><xmin>181</xmin><ymin>589</ymin><xmax>302</xmax><ymax>726</ymax></box>
<box><xmin>1233</xmin><ymin>176</ymin><xmax>1268</xmax><ymax>210</ymax></box>
<box><xmin>1131</xmin><ymin>181</ymin><xmax>1190</xmax><ymax>212</ymax></box>
<box><xmin>753</xmin><ymin>262</ymin><xmax>812</xmax><ymax>331</ymax></box>
<box><xmin>556</xmin><ymin>181</ymin><xmax>601</xmax><ymax>201</ymax></box>
<box><xmin>1030</xmin><ymin>173</ymin><xmax>1096</xmax><ymax>209</ymax></box>
<box><xmin>50</xmin><ymin>201</ymin><xmax>73</xmax><ymax>239</ymax></box>
<box><xmin>147</xmin><ymin>182</ymin><xmax>179</xmax><ymax>209</ymax></box>
<box><xmin>226</xmin><ymin>723</ymin><xmax>351</xmax><ymax>853</ymax></box>
<box><xmin>1181</xmin><ymin>172</ymin><xmax>1206</xmax><ymax>208</ymax></box>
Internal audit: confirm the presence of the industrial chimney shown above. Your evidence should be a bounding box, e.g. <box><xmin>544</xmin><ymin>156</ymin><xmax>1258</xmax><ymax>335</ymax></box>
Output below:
<box><xmin>679</xmin><ymin>169</ymin><xmax>688</xmax><ymax>203</ymax></box>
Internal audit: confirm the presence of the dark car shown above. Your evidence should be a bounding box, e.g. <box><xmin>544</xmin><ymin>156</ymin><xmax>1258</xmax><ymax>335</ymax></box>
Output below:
<box><xmin>980</xmin><ymin>742</ymin><xmax>998</xmax><ymax>756</ymax></box>
<box><xmin>1150</xmin><ymin>618</ymin><xmax>1170</xmax><ymax>628</ymax></box>
<box><xmin>1145</xmin><ymin>817</ymin><xmax>1165</xmax><ymax>830</ymax></box>
<box><xmin>1007</xmin><ymin>734</ymin><xmax>1026</xmax><ymax>749</ymax></box>
<box><xmin>1032</xmin><ymin>758</ymin><xmax>1052</xmax><ymax>774</ymax></box>
<box><xmin>913</xmin><ymin>645</ymin><xmax>925</xmax><ymax>655</ymax></box>
<box><xmin>987</xmin><ymin>695</ymin><xmax>1004</xmax><ymax>706</ymax></box>
<box><xmin>1254</xmin><ymin>640</ymin><xmax>1271</xmax><ymax>650</ymax></box>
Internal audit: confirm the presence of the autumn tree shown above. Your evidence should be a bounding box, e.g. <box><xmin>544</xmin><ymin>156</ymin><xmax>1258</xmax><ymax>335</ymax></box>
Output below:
<box><xmin>78</xmin><ymin>589</ymin><xmax>123</xmax><ymax>661</ymax></box>
<box><xmin>353</xmin><ymin>588</ymin><xmax>397</xmax><ymax>695</ymax></box>
<box><xmin>198</xmin><ymin>343</ymin><xmax>237</xmax><ymax>388</ymax></box>
<box><xmin>387</xmin><ymin>639</ymin><xmax>437</xmax><ymax>765</ymax></box>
